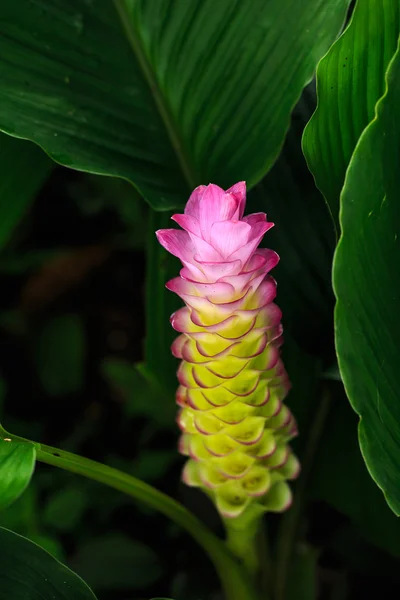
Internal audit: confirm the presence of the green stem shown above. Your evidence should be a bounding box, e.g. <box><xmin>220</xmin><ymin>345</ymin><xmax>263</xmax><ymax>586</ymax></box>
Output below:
<box><xmin>258</xmin><ymin>519</ymin><xmax>273</xmax><ymax>600</ymax></box>
<box><xmin>225</xmin><ymin>520</ymin><xmax>260</xmax><ymax>577</ymax></box>
<box><xmin>223</xmin><ymin>508</ymin><xmax>272</xmax><ymax>600</ymax></box>
<box><xmin>274</xmin><ymin>389</ymin><xmax>331</xmax><ymax>600</ymax></box>
<box><xmin>0</xmin><ymin>426</ymin><xmax>257</xmax><ymax>600</ymax></box>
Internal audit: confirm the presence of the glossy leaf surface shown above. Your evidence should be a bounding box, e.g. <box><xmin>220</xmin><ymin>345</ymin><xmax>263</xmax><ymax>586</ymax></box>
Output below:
<box><xmin>0</xmin><ymin>526</ymin><xmax>97</xmax><ymax>599</ymax></box>
<box><xmin>0</xmin><ymin>0</ymin><xmax>350</xmax><ymax>209</ymax></box>
<box><xmin>333</xmin><ymin>40</ymin><xmax>400</xmax><ymax>514</ymax></box>
<box><xmin>303</xmin><ymin>0</ymin><xmax>400</xmax><ymax>229</ymax></box>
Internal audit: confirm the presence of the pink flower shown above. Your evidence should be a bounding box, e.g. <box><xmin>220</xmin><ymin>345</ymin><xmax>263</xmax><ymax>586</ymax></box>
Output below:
<box><xmin>157</xmin><ymin>183</ymin><xmax>299</xmax><ymax>519</ymax></box>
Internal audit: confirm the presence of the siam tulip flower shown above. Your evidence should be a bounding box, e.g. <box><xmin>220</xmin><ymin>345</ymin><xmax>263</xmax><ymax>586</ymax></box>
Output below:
<box><xmin>156</xmin><ymin>182</ymin><xmax>299</xmax><ymax>520</ymax></box>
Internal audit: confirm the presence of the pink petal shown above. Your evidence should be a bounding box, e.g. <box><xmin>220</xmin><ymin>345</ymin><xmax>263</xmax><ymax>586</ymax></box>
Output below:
<box><xmin>156</xmin><ymin>229</ymin><xmax>195</xmax><ymax>262</ymax></box>
<box><xmin>210</xmin><ymin>220</ymin><xmax>251</xmax><ymax>258</ymax></box>
<box><xmin>229</xmin><ymin>222</ymin><xmax>274</xmax><ymax>264</ymax></box>
<box><xmin>195</xmin><ymin>259</ymin><xmax>243</xmax><ymax>281</ymax></box>
<box><xmin>226</xmin><ymin>181</ymin><xmax>246</xmax><ymax>218</ymax></box>
<box><xmin>171</xmin><ymin>213</ymin><xmax>201</xmax><ymax>237</ymax></box>
<box><xmin>184</xmin><ymin>185</ymin><xmax>207</xmax><ymax>218</ymax></box>
<box><xmin>198</xmin><ymin>185</ymin><xmax>238</xmax><ymax>241</ymax></box>
<box><xmin>166</xmin><ymin>277</ymin><xmax>235</xmax><ymax>303</ymax></box>
<box><xmin>242</xmin><ymin>212</ymin><xmax>267</xmax><ymax>227</ymax></box>
<box><xmin>191</xmin><ymin>233</ymin><xmax>224</xmax><ymax>261</ymax></box>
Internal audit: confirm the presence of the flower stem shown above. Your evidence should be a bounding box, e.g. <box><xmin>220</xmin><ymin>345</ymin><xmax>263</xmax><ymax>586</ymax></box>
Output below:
<box><xmin>224</xmin><ymin>508</ymin><xmax>272</xmax><ymax>600</ymax></box>
<box><xmin>274</xmin><ymin>388</ymin><xmax>331</xmax><ymax>600</ymax></box>
<box><xmin>0</xmin><ymin>426</ymin><xmax>258</xmax><ymax>600</ymax></box>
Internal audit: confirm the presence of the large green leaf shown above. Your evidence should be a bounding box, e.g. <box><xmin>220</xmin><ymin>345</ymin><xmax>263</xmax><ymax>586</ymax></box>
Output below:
<box><xmin>0</xmin><ymin>0</ymin><xmax>350</xmax><ymax>209</ymax></box>
<box><xmin>303</xmin><ymin>0</ymin><xmax>400</xmax><ymax>230</ymax></box>
<box><xmin>0</xmin><ymin>526</ymin><xmax>97</xmax><ymax>599</ymax></box>
<box><xmin>333</xmin><ymin>39</ymin><xmax>400</xmax><ymax>514</ymax></box>
<box><xmin>0</xmin><ymin>439</ymin><xmax>36</xmax><ymax>510</ymax></box>
<box><xmin>0</xmin><ymin>134</ymin><xmax>53</xmax><ymax>250</ymax></box>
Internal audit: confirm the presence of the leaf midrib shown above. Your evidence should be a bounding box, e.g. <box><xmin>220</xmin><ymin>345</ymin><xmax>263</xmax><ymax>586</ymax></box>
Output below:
<box><xmin>113</xmin><ymin>0</ymin><xmax>198</xmax><ymax>192</ymax></box>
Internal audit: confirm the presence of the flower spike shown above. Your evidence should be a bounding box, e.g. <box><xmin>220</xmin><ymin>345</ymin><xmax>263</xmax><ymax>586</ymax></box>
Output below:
<box><xmin>157</xmin><ymin>182</ymin><xmax>299</xmax><ymax>519</ymax></box>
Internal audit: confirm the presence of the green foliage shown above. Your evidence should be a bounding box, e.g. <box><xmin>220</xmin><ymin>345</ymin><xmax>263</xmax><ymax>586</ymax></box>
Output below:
<box><xmin>102</xmin><ymin>357</ymin><xmax>175</xmax><ymax>425</ymax></box>
<box><xmin>143</xmin><ymin>210</ymin><xmax>180</xmax><ymax>393</ymax></box>
<box><xmin>0</xmin><ymin>439</ymin><xmax>36</xmax><ymax>511</ymax></box>
<box><xmin>311</xmin><ymin>394</ymin><xmax>400</xmax><ymax>557</ymax></box>
<box><xmin>0</xmin><ymin>134</ymin><xmax>54</xmax><ymax>251</ymax></box>
<box><xmin>0</xmin><ymin>526</ymin><xmax>97</xmax><ymax>599</ymax></box>
<box><xmin>286</xmin><ymin>545</ymin><xmax>319</xmax><ymax>600</ymax></box>
<box><xmin>0</xmin><ymin>2</ymin><xmax>398</xmax><ymax>599</ymax></box>
<box><xmin>333</xmin><ymin>39</ymin><xmax>400</xmax><ymax>515</ymax></box>
<box><xmin>32</xmin><ymin>314</ymin><xmax>86</xmax><ymax>396</ymax></box>
<box><xmin>0</xmin><ymin>0</ymin><xmax>350</xmax><ymax>209</ymax></box>
<box><xmin>43</xmin><ymin>485</ymin><xmax>89</xmax><ymax>532</ymax></box>
<box><xmin>70</xmin><ymin>534</ymin><xmax>162</xmax><ymax>591</ymax></box>
<box><xmin>249</xmin><ymin>86</ymin><xmax>335</xmax><ymax>354</ymax></box>
<box><xmin>303</xmin><ymin>0</ymin><xmax>400</xmax><ymax>229</ymax></box>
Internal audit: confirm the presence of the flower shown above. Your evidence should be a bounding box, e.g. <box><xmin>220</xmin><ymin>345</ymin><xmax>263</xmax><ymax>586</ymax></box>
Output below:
<box><xmin>156</xmin><ymin>182</ymin><xmax>299</xmax><ymax>518</ymax></box>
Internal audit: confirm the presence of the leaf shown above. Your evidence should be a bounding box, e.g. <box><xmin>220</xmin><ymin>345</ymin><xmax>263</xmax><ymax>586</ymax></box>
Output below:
<box><xmin>249</xmin><ymin>85</ymin><xmax>336</xmax><ymax>356</ymax></box>
<box><xmin>303</xmin><ymin>0</ymin><xmax>400</xmax><ymax>230</ymax></box>
<box><xmin>0</xmin><ymin>0</ymin><xmax>351</xmax><ymax>209</ymax></box>
<box><xmin>332</xmin><ymin>39</ymin><xmax>400</xmax><ymax>514</ymax></box>
<box><xmin>0</xmin><ymin>439</ymin><xmax>36</xmax><ymax>510</ymax></box>
<box><xmin>0</xmin><ymin>134</ymin><xmax>53</xmax><ymax>250</ymax></box>
<box><xmin>0</xmin><ymin>526</ymin><xmax>97</xmax><ymax>599</ymax></box>
<box><xmin>285</xmin><ymin>544</ymin><xmax>319</xmax><ymax>600</ymax></box>
<box><xmin>43</xmin><ymin>485</ymin><xmax>89</xmax><ymax>531</ymax></box>
<box><xmin>282</xmin><ymin>334</ymin><xmax>322</xmax><ymax>457</ymax></box>
<box><xmin>70</xmin><ymin>534</ymin><xmax>162</xmax><ymax>590</ymax></box>
<box><xmin>102</xmin><ymin>358</ymin><xmax>175</xmax><ymax>426</ymax></box>
<box><xmin>310</xmin><ymin>393</ymin><xmax>400</xmax><ymax>558</ymax></box>
<box><xmin>144</xmin><ymin>210</ymin><xmax>180</xmax><ymax>393</ymax></box>
<box><xmin>32</xmin><ymin>314</ymin><xmax>86</xmax><ymax>396</ymax></box>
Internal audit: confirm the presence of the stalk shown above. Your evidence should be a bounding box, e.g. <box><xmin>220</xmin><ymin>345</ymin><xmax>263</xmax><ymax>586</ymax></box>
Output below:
<box><xmin>0</xmin><ymin>426</ymin><xmax>258</xmax><ymax>600</ymax></box>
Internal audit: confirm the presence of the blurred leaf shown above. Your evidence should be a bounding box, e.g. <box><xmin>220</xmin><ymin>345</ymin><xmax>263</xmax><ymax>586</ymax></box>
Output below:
<box><xmin>0</xmin><ymin>439</ymin><xmax>36</xmax><ymax>510</ymax></box>
<box><xmin>33</xmin><ymin>314</ymin><xmax>86</xmax><ymax>396</ymax></box>
<box><xmin>70</xmin><ymin>534</ymin><xmax>162</xmax><ymax>590</ymax></box>
<box><xmin>43</xmin><ymin>485</ymin><xmax>89</xmax><ymax>531</ymax></box>
<box><xmin>250</xmin><ymin>85</ymin><xmax>335</xmax><ymax>356</ymax></box>
<box><xmin>131</xmin><ymin>450</ymin><xmax>177</xmax><ymax>482</ymax></box>
<box><xmin>68</xmin><ymin>174</ymin><xmax>148</xmax><ymax>247</ymax></box>
<box><xmin>0</xmin><ymin>378</ymin><xmax>6</xmax><ymax>413</ymax></box>
<box><xmin>310</xmin><ymin>391</ymin><xmax>400</xmax><ymax>557</ymax></box>
<box><xmin>332</xmin><ymin>40</ymin><xmax>400</xmax><ymax>514</ymax></box>
<box><xmin>145</xmin><ymin>210</ymin><xmax>180</xmax><ymax>393</ymax></box>
<box><xmin>303</xmin><ymin>0</ymin><xmax>400</xmax><ymax>230</ymax></box>
<box><xmin>0</xmin><ymin>134</ymin><xmax>53</xmax><ymax>250</ymax></box>
<box><xmin>0</xmin><ymin>1</ymin><xmax>350</xmax><ymax>209</ymax></box>
<box><xmin>322</xmin><ymin>363</ymin><xmax>342</xmax><ymax>381</ymax></box>
<box><xmin>329</xmin><ymin>525</ymin><xmax>399</xmax><ymax>576</ymax></box>
<box><xmin>281</xmin><ymin>334</ymin><xmax>322</xmax><ymax>457</ymax></box>
<box><xmin>286</xmin><ymin>544</ymin><xmax>319</xmax><ymax>600</ymax></box>
<box><xmin>102</xmin><ymin>357</ymin><xmax>175</xmax><ymax>426</ymax></box>
<box><xmin>0</xmin><ymin>249</ymin><xmax>62</xmax><ymax>274</ymax></box>
<box><xmin>0</xmin><ymin>526</ymin><xmax>97</xmax><ymax>599</ymax></box>
<box><xmin>106</xmin><ymin>451</ymin><xmax>178</xmax><ymax>487</ymax></box>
